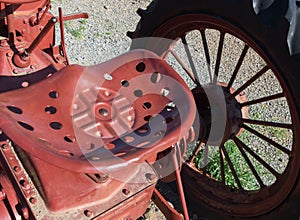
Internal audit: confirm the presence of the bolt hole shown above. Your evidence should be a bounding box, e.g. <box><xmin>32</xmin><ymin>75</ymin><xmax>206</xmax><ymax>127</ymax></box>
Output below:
<box><xmin>45</xmin><ymin>106</ymin><xmax>57</xmax><ymax>114</ymax></box>
<box><xmin>49</xmin><ymin>91</ymin><xmax>59</xmax><ymax>99</ymax></box>
<box><xmin>7</xmin><ymin>106</ymin><xmax>23</xmax><ymax>114</ymax></box>
<box><xmin>21</xmin><ymin>81</ymin><xmax>29</xmax><ymax>88</ymax></box>
<box><xmin>106</xmin><ymin>143</ymin><xmax>115</xmax><ymax>149</ymax></box>
<box><xmin>50</xmin><ymin>122</ymin><xmax>62</xmax><ymax>130</ymax></box>
<box><xmin>18</xmin><ymin>121</ymin><xmax>34</xmax><ymax>131</ymax></box>
<box><xmin>134</xmin><ymin>89</ymin><xmax>143</xmax><ymax>97</ymax></box>
<box><xmin>143</xmin><ymin>102</ymin><xmax>152</xmax><ymax>109</ymax></box>
<box><xmin>98</xmin><ymin>108</ymin><xmax>109</xmax><ymax>117</ymax></box>
<box><xmin>150</xmin><ymin>72</ymin><xmax>162</xmax><ymax>83</ymax></box>
<box><xmin>104</xmin><ymin>73</ymin><xmax>113</xmax><ymax>81</ymax></box>
<box><xmin>121</xmin><ymin>80</ymin><xmax>129</xmax><ymax>87</ymax></box>
<box><xmin>122</xmin><ymin>188</ymin><xmax>130</xmax><ymax>196</ymax></box>
<box><xmin>136</xmin><ymin>62</ymin><xmax>146</xmax><ymax>72</ymax></box>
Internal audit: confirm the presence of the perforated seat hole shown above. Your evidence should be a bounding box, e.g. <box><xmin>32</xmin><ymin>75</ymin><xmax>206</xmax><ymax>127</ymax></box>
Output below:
<box><xmin>18</xmin><ymin>121</ymin><xmax>34</xmax><ymax>131</ymax></box>
<box><xmin>50</xmin><ymin>122</ymin><xmax>62</xmax><ymax>130</ymax></box>
<box><xmin>161</xmin><ymin>87</ymin><xmax>170</xmax><ymax>96</ymax></box>
<box><xmin>144</xmin><ymin>115</ymin><xmax>152</xmax><ymax>121</ymax></box>
<box><xmin>136</xmin><ymin>62</ymin><xmax>146</xmax><ymax>72</ymax></box>
<box><xmin>49</xmin><ymin>91</ymin><xmax>59</xmax><ymax>99</ymax></box>
<box><xmin>104</xmin><ymin>73</ymin><xmax>113</xmax><ymax>81</ymax></box>
<box><xmin>64</xmin><ymin>135</ymin><xmax>75</xmax><ymax>143</ymax></box>
<box><xmin>134</xmin><ymin>89</ymin><xmax>143</xmax><ymax>97</ymax></box>
<box><xmin>124</xmin><ymin>136</ymin><xmax>134</xmax><ymax>143</ymax></box>
<box><xmin>166</xmin><ymin>102</ymin><xmax>176</xmax><ymax>111</ymax></box>
<box><xmin>137</xmin><ymin>126</ymin><xmax>148</xmax><ymax>134</ymax></box>
<box><xmin>136</xmin><ymin>141</ymin><xmax>151</xmax><ymax>148</ymax></box>
<box><xmin>7</xmin><ymin>106</ymin><xmax>23</xmax><ymax>114</ymax></box>
<box><xmin>106</xmin><ymin>143</ymin><xmax>115</xmax><ymax>149</ymax></box>
<box><xmin>89</xmin><ymin>156</ymin><xmax>101</xmax><ymax>161</ymax></box>
<box><xmin>38</xmin><ymin>138</ymin><xmax>51</xmax><ymax>146</ymax></box>
<box><xmin>121</xmin><ymin>80</ymin><xmax>129</xmax><ymax>87</ymax></box>
<box><xmin>89</xmin><ymin>143</ymin><xmax>96</xmax><ymax>150</ymax></box>
<box><xmin>150</xmin><ymin>72</ymin><xmax>162</xmax><ymax>83</ymax></box>
<box><xmin>21</xmin><ymin>81</ymin><xmax>29</xmax><ymax>87</ymax></box>
<box><xmin>45</xmin><ymin>106</ymin><xmax>57</xmax><ymax>114</ymax></box>
<box><xmin>115</xmin><ymin>152</ymin><xmax>126</xmax><ymax>157</ymax></box>
<box><xmin>59</xmin><ymin>150</ymin><xmax>74</xmax><ymax>157</ymax></box>
<box><xmin>143</xmin><ymin>102</ymin><xmax>152</xmax><ymax>109</ymax></box>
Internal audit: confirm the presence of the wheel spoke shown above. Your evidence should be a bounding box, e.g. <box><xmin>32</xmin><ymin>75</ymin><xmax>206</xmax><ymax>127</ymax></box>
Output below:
<box><xmin>233</xmin><ymin>137</ymin><xmax>280</xmax><ymax>177</ymax></box>
<box><xmin>181</xmin><ymin>36</ymin><xmax>201</xmax><ymax>86</ymax></box>
<box><xmin>214</xmin><ymin>32</ymin><xmax>225</xmax><ymax>83</ymax></box>
<box><xmin>242</xmin><ymin>124</ymin><xmax>291</xmax><ymax>155</ymax></box>
<box><xmin>227</xmin><ymin>44</ymin><xmax>249</xmax><ymax>89</ymax></box>
<box><xmin>228</xmin><ymin>65</ymin><xmax>269</xmax><ymax>100</ymax></box>
<box><xmin>202</xmin><ymin>144</ymin><xmax>208</xmax><ymax>174</ymax></box>
<box><xmin>220</xmin><ymin>144</ymin><xmax>243</xmax><ymax>190</ymax></box>
<box><xmin>220</xmin><ymin>149</ymin><xmax>226</xmax><ymax>185</ymax></box>
<box><xmin>200</xmin><ymin>29</ymin><xmax>213</xmax><ymax>83</ymax></box>
<box><xmin>241</xmin><ymin>118</ymin><xmax>292</xmax><ymax>129</ymax></box>
<box><xmin>233</xmin><ymin>137</ymin><xmax>265</xmax><ymax>188</ymax></box>
<box><xmin>240</xmin><ymin>92</ymin><xmax>285</xmax><ymax>107</ymax></box>
<box><xmin>170</xmin><ymin>49</ymin><xmax>199</xmax><ymax>85</ymax></box>
<box><xmin>188</xmin><ymin>142</ymin><xmax>203</xmax><ymax>163</ymax></box>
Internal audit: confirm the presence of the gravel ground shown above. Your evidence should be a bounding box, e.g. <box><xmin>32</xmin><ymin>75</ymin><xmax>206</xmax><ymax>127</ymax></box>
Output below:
<box><xmin>51</xmin><ymin>0</ymin><xmax>151</xmax><ymax>65</ymax></box>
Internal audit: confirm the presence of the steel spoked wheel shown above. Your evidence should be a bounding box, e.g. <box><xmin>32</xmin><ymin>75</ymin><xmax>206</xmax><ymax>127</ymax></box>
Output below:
<box><xmin>130</xmin><ymin>10</ymin><xmax>300</xmax><ymax>218</ymax></box>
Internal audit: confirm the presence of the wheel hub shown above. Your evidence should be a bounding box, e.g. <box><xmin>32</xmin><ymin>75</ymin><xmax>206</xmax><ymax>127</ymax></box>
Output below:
<box><xmin>192</xmin><ymin>83</ymin><xmax>248</xmax><ymax>143</ymax></box>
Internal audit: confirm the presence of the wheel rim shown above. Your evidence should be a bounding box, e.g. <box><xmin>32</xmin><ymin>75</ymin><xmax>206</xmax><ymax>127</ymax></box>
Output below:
<box><xmin>150</xmin><ymin>14</ymin><xmax>300</xmax><ymax>216</ymax></box>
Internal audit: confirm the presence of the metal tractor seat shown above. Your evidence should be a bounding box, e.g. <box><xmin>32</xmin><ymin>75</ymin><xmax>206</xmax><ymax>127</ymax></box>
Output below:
<box><xmin>0</xmin><ymin>50</ymin><xmax>196</xmax><ymax>173</ymax></box>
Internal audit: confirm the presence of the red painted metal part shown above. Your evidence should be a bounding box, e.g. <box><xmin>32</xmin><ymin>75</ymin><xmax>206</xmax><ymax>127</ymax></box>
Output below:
<box><xmin>0</xmin><ymin>1</ymin><xmax>197</xmax><ymax>219</ymax></box>
<box><xmin>0</xmin><ymin>140</ymin><xmax>157</xmax><ymax>219</ymax></box>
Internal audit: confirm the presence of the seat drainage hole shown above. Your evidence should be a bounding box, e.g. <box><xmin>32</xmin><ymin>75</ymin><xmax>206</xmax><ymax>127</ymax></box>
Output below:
<box><xmin>45</xmin><ymin>106</ymin><xmax>57</xmax><ymax>114</ymax></box>
<box><xmin>50</xmin><ymin>122</ymin><xmax>62</xmax><ymax>130</ymax></box>
<box><xmin>121</xmin><ymin>80</ymin><xmax>129</xmax><ymax>87</ymax></box>
<box><xmin>104</xmin><ymin>73</ymin><xmax>113</xmax><ymax>81</ymax></box>
<box><xmin>134</xmin><ymin>89</ymin><xmax>143</xmax><ymax>97</ymax></box>
<box><xmin>143</xmin><ymin>102</ymin><xmax>152</xmax><ymax>109</ymax></box>
<box><xmin>150</xmin><ymin>72</ymin><xmax>162</xmax><ymax>83</ymax></box>
<box><xmin>136</xmin><ymin>62</ymin><xmax>146</xmax><ymax>72</ymax></box>
<box><xmin>7</xmin><ymin>106</ymin><xmax>23</xmax><ymax>114</ymax></box>
<box><xmin>161</xmin><ymin>87</ymin><xmax>170</xmax><ymax>96</ymax></box>
<box><xmin>18</xmin><ymin>121</ymin><xmax>34</xmax><ymax>131</ymax></box>
<box><xmin>64</xmin><ymin>135</ymin><xmax>75</xmax><ymax>143</ymax></box>
<box><xmin>49</xmin><ymin>91</ymin><xmax>59</xmax><ymax>99</ymax></box>
<box><xmin>59</xmin><ymin>150</ymin><xmax>74</xmax><ymax>157</ymax></box>
<box><xmin>144</xmin><ymin>115</ymin><xmax>152</xmax><ymax>121</ymax></box>
<box><xmin>124</xmin><ymin>136</ymin><xmax>134</xmax><ymax>143</ymax></box>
